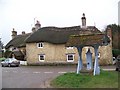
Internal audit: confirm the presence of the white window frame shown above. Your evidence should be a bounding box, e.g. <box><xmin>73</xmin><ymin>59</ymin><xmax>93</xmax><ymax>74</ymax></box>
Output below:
<box><xmin>37</xmin><ymin>42</ymin><xmax>44</xmax><ymax>48</ymax></box>
<box><xmin>98</xmin><ymin>52</ymin><xmax>100</xmax><ymax>58</ymax></box>
<box><xmin>67</xmin><ymin>54</ymin><xmax>74</xmax><ymax>62</ymax></box>
<box><xmin>66</xmin><ymin>47</ymin><xmax>74</xmax><ymax>49</ymax></box>
<box><xmin>39</xmin><ymin>54</ymin><xmax>45</xmax><ymax>62</ymax></box>
<box><xmin>9</xmin><ymin>47</ymin><xmax>19</xmax><ymax>51</ymax></box>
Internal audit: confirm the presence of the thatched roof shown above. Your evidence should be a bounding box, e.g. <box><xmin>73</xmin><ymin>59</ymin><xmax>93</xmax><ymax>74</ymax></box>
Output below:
<box><xmin>5</xmin><ymin>26</ymin><xmax>102</xmax><ymax>49</ymax></box>
<box><xmin>26</xmin><ymin>26</ymin><xmax>101</xmax><ymax>44</ymax></box>
<box><xmin>13</xmin><ymin>51</ymin><xmax>25</xmax><ymax>60</ymax></box>
<box><xmin>4</xmin><ymin>50</ymin><xmax>25</xmax><ymax>60</ymax></box>
<box><xmin>66</xmin><ymin>34</ymin><xmax>110</xmax><ymax>47</ymax></box>
<box><xmin>5</xmin><ymin>33</ymin><xmax>31</xmax><ymax>49</ymax></box>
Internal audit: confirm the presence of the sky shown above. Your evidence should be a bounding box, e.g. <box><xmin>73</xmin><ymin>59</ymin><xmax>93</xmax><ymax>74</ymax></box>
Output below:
<box><xmin>0</xmin><ymin>0</ymin><xmax>119</xmax><ymax>45</ymax></box>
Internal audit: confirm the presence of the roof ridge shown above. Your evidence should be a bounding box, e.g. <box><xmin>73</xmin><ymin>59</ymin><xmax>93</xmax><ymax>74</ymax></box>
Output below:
<box><xmin>40</xmin><ymin>25</ymin><xmax>81</xmax><ymax>30</ymax></box>
<box><xmin>17</xmin><ymin>33</ymin><xmax>31</xmax><ymax>36</ymax></box>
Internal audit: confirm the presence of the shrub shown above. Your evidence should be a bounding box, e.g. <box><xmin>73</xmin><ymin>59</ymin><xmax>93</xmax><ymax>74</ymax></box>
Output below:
<box><xmin>112</xmin><ymin>49</ymin><xmax>120</xmax><ymax>58</ymax></box>
<box><xmin>4</xmin><ymin>50</ymin><xmax>12</xmax><ymax>58</ymax></box>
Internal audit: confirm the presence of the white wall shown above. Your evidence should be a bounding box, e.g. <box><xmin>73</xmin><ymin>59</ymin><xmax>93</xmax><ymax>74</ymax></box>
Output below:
<box><xmin>118</xmin><ymin>1</ymin><xmax>120</xmax><ymax>25</ymax></box>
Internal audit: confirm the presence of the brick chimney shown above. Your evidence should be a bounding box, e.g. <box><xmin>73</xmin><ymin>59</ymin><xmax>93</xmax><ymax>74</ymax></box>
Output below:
<box><xmin>81</xmin><ymin>13</ymin><xmax>86</xmax><ymax>29</ymax></box>
<box><xmin>32</xmin><ymin>27</ymin><xmax>36</xmax><ymax>33</ymax></box>
<box><xmin>11</xmin><ymin>28</ymin><xmax>17</xmax><ymax>39</ymax></box>
<box><xmin>22</xmin><ymin>31</ymin><xmax>25</xmax><ymax>35</ymax></box>
<box><xmin>106</xmin><ymin>27</ymin><xmax>112</xmax><ymax>41</ymax></box>
<box><xmin>35</xmin><ymin>20</ymin><xmax>41</xmax><ymax>30</ymax></box>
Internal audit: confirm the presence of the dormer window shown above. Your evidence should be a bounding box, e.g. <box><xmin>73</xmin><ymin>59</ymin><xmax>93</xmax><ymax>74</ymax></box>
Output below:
<box><xmin>37</xmin><ymin>42</ymin><xmax>44</xmax><ymax>48</ymax></box>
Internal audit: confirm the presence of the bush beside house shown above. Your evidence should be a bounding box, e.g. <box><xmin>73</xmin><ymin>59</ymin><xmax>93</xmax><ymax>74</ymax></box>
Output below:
<box><xmin>112</xmin><ymin>49</ymin><xmax>120</xmax><ymax>58</ymax></box>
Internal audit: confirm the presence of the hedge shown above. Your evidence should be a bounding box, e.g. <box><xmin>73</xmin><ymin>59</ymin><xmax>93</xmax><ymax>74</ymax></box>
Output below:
<box><xmin>112</xmin><ymin>49</ymin><xmax>120</xmax><ymax>58</ymax></box>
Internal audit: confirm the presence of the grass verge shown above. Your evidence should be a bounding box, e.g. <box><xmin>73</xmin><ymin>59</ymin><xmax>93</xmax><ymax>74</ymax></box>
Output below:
<box><xmin>0</xmin><ymin>57</ymin><xmax>5</xmax><ymax>61</ymax></box>
<box><xmin>51</xmin><ymin>70</ymin><xmax>119</xmax><ymax>88</ymax></box>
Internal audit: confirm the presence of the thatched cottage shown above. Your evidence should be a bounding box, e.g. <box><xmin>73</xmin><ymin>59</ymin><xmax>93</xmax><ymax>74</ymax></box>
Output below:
<box><xmin>5</xmin><ymin>21</ymin><xmax>41</xmax><ymax>60</ymax></box>
<box><xmin>5</xmin><ymin>14</ymin><xmax>113</xmax><ymax>65</ymax></box>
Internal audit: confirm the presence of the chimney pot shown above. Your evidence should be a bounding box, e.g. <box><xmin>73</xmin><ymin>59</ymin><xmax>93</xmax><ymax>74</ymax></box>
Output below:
<box><xmin>22</xmin><ymin>31</ymin><xmax>25</xmax><ymax>35</ymax></box>
<box><xmin>32</xmin><ymin>27</ymin><xmax>36</xmax><ymax>33</ymax></box>
<box><xmin>106</xmin><ymin>27</ymin><xmax>112</xmax><ymax>40</ymax></box>
<box><xmin>35</xmin><ymin>20</ymin><xmax>41</xmax><ymax>30</ymax></box>
<box><xmin>81</xmin><ymin>13</ymin><xmax>86</xmax><ymax>29</ymax></box>
<box><xmin>11</xmin><ymin>28</ymin><xmax>17</xmax><ymax>39</ymax></box>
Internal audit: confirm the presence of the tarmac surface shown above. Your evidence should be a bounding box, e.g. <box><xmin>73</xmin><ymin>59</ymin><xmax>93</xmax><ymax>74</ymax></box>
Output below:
<box><xmin>1</xmin><ymin>65</ymin><xmax>117</xmax><ymax>88</ymax></box>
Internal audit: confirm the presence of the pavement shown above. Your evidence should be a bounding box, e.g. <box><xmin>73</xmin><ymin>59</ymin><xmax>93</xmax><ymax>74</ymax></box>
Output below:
<box><xmin>100</xmin><ymin>65</ymin><xmax>116</xmax><ymax>71</ymax></box>
<box><xmin>2</xmin><ymin>65</ymin><xmax>76</xmax><ymax>88</ymax></box>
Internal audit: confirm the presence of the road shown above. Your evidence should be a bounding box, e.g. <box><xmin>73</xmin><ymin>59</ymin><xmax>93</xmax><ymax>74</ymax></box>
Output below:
<box><xmin>2</xmin><ymin>65</ymin><xmax>76</xmax><ymax>88</ymax></box>
<box><xmin>2</xmin><ymin>65</ymin><xmax>116</xmax><ymax>88</ymax></box>
<box><xmin>0</xmin><ymin>65</ymin><xmax>2</xmax><ymax>89</ymax></box>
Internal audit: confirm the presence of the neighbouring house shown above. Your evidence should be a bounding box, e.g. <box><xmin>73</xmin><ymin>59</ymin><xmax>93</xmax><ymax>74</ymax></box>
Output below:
<box><xmin>5</xmin><ymin>21</ymin><xmax>41</xmax><ymax>60</ymax></box>
<box><xmin>5</xmin><ymin>14</ymin><xmax>113</xmax><ymax>65</ymax></box>
<box><xmin>5</xmin><ymin>31</ymin><xmax>30</xmax><ymax>60</ymax></box>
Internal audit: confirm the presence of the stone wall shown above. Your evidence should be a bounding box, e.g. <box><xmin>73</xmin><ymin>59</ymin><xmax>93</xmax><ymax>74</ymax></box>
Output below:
<box><xmin>26</xmin><ymin>42</ymin><xmax>79</xmax><ymax>65</ymax></box>
<box><xmin>99</xmin><ymin>44</ymin><xmax>113</xmax><ymax>65</ymax></box>
<box><xmin>26</xmin><ymin>42</ymin><xmax>113</xmax><ymax>65</ymax></box>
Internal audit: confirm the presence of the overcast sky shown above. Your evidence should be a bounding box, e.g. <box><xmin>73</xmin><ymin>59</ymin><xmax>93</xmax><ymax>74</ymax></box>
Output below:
<box><xmin>0</xmin><ymin>0</ymin><xmax>119</xmax><ymax>45</ymax></box>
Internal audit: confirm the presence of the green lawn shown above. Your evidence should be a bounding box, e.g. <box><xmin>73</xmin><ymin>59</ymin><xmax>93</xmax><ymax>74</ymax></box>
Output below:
<box><xmin>51</xmin><ymin>70</ymin><xmax>119</xmax><ymax>88</ymax></box>
<box><xmin>0</xmin><ymin>57</ymin><xmax>5</xmax><ymax>61</ymax></box>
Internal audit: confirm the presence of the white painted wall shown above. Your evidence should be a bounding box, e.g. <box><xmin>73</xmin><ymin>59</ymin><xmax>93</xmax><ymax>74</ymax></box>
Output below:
<box><xmin>118</xmin><ymin>1</ymin><xmax>120</xmax><ymax>25</ymax></box>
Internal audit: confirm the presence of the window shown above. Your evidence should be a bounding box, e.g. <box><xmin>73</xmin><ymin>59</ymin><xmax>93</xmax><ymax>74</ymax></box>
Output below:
<box><xmin>66</xmin><ymin>47</ymin><xmax>74</xmax><ymax>49</ymax></box>
<box><xmin>67</xmin><ymin>54</ymin><xmax>74</xmax><ymax>62</ymax></box>
<box><xmin>39</xmin><ymin>54</ymin><xmax>45</xmax><ymax>61</ymax></box>
<box><xmin>98</xmin><ymin>52</ymin><xmax>100</xmax><ymax>58</ymax></box>
<box><xmin>37</xmin><ymin>42</ymin><xmax>44</xmax><ymax>48</ymax></box>
<box><xmin>9</xmin><ymin>47</ymin><xmax>18</xmax><ymax>51</ymax></box>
